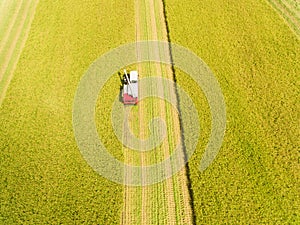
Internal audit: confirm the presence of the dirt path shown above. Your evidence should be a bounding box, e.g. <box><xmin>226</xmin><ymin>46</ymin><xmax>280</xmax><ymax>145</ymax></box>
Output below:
<box><xmin>121</xmin><ymin>0</ymin><xmax>194</xmax><ymax>224</ymax></box>
<box><xmin>0</xmin><ymin>0</ymin><xmax>39</xmax><ymax>106</ymax></box>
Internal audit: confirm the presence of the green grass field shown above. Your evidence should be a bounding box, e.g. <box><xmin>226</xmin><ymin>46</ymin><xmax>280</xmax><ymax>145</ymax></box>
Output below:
<box><xmin>165</xmin><ymin>0</ymin><xmax>299</xmax><ymax>223</ymax></box>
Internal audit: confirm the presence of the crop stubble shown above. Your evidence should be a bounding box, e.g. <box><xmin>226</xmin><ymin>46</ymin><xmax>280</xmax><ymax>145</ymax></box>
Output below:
<box><xmin>121</xmin><ymin>0</ymin><xmax>193</xmax><ymax>224</ymax></box>
<box><xmin>164</xmin><ymin>0</ymin><xmax>300</xmax><ymax>223</ymax></box>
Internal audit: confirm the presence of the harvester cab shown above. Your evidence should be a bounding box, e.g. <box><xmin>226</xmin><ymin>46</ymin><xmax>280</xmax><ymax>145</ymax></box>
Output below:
<box><xmin>122</xmin><ymin>69</ymin><xmax>138</xmax><ymax>105</ymax></box>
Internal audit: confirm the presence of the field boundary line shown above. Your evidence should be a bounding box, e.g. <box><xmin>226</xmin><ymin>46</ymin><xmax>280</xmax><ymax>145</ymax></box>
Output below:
<box><xmin>0</xmin><ymin>0</ymin><xmax>39</xmax><ymax>107</ymax></box>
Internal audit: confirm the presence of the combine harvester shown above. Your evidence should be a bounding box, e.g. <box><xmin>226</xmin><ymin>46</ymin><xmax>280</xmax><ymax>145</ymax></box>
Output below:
<box><xmin>122</xmin><ymin>69</ymin><xmax>138</xmax><ymax>105</ymax></box>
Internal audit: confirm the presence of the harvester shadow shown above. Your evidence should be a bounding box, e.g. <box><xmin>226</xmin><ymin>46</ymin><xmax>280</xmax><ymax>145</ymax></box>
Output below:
<box><xmin>118</xmin><ymin>72</ymin><xmax>124</xmax><ymax>103</ymax></box>
<box><xmin>119</xmin><ymin>86</ymin><xmax>123</xmax><ymax>103</ymax></box>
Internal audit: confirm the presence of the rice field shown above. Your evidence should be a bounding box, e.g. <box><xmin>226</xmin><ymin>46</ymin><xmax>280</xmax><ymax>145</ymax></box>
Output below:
<box><xmin>0</xmin><ymin>0</ymin><xmax>134</xmax><ymax>223</ymax></box>
<box><xmin>0</xmin><ymin>0</ymin><xmax>299</xmax><ymax>224</ymax></box>
<box><xmin>164</xmin><ymin>0</ymin><xmax>300</xmax><ymax>223</ymax></box>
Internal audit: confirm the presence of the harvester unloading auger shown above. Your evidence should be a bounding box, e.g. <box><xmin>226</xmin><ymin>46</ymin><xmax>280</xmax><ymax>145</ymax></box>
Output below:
<box><xmin>122</xmin><ymin>69</ymin><xmax>138</xmax><ymax>105</ymax></box>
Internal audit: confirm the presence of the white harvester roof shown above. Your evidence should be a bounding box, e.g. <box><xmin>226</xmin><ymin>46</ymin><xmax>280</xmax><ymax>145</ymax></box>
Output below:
<box><xmin>124</xmin><ymin>83</ymin><xmax>138</xmax><ymax>98</ymax></box>
<box><xmin>130</xmin><ymin>71</ymin><xmax>138</xmax><ymax>82</ymax></box>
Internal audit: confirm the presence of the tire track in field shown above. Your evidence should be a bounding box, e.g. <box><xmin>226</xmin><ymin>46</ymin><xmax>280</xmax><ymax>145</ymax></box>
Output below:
<box><xmin>136</xmin><ymin>20</ymin><xmax>150</xmax><ymax>225</ymax></box>
<box><xmin>0</xmin><ymin>0</ymin><xmax>17</xmax><ymax>32</ymax></box>
<box><xmin>280</xmin><ymin>0</ymin><xmax>300</xmax><ymax>18</ymax></box>
<box><xmin>0</xmin><ymin>0</ymin><xmax>28</xmax><ymax>82</ymax></box>
<box><xmin>122</xmin><ymin>1</ymin><xmax>156</xmax><ymax>223</ymax></box>
<box><xmin>0</xmin><ymin>0</ymin><xmax>39</xmax><ymax>106</ymax></box>
<box><xmin>268</xmin><ymin>0</ymin><xmax>300</xmax><ymax>36</ymax></box>
<box><xmin>122</xmin><ymin>122</ymin><xmax>138</xmax><ymax>225</ymax></box>
<box><xmin>144</xmin><ymin>0</ymin><xmax>169</xmax><ymax>221</ymax></box>
<box><xmin>0</xmin><ymin>0</ymin><xmax>25</xmax><ymax>59</ymax></box>
<box><xmin>0</xmin><ymin>1</ymin><xmax>5</xmax><ymax>11</ymax></box>
<box><xmin>121</xmin><ymin>0</ymin><xmax>147</xmax><ymax>223</ymax></box>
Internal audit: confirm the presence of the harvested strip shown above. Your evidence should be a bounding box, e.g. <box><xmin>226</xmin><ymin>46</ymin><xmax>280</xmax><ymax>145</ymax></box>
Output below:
<box><xmin>0</xmin><ymin>0</ymin><xmax>39</xmax><ymax>106</ymax></box>
<box><xmin>155</xmin><ymin>1</ymin><xmax>194</xmax><ymax>222</ymax></box>
<box><xmin>150</xmin><ymin>0</ymin><xmax>194</xmax><ymax>223</ymax></box>
<box><xmin>136</xmin><ymin>1</ymin><xmax>149</xmax><ymax>223</ymax></box>
<box><xmin>0</xmin><ymin>0</ymin><xmax>30</xmax><ymax>81</ymax></box>
<box><xmin>121</xmin><ymin>0</ymin><xmax>194</xmax><ymax>224</ymax></box>
<box><xmin>0</xmin><ymin>0</ymin><xmax>17</xmax><ymax>26</ymax></box>
<box><xmin>148</xmin><ymin>0</ymin><xmax>178</xmax><ymax>223</ymax></box>
<box><xmin>0</xmin><ymin>0</ymin><xmax>25</xmax><ymax>58</ymax></box>
<box><xmin>280</xmin><ymin>0</ymin><xmax>300</xmax><ymax>19</ymax></box>
<box><xmin>268</xmin><ymin>0</ymin><xmax>300</xmax><ymax>36</ymax></box>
